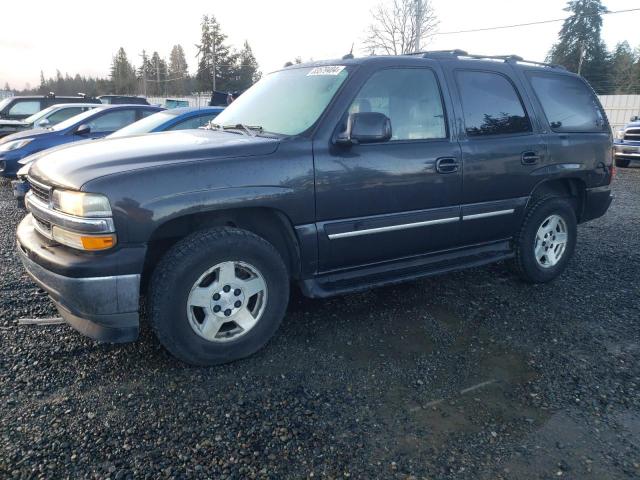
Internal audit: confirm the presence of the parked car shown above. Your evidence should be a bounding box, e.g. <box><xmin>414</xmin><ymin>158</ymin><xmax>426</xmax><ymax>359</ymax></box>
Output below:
<box><xmin>614</xmin><ymin>116</ymin><xmax>640</xmax><ymax>167</ymax></box>
<box><xmin>0</xmin><ymin>94</ymin><xmax>100</xmax><ymax>121</ymax></box>
<box><xmin>99</xmin><ymin>95</ymin><xmax>150</xmax><ymax>105</ymax></box>
<box><xmin>0</xmin><ymin>104</ymin><xmax>162</xmax><ymax>177</ymax></box>
<box><xmin>17</xmin><ymin>51</ymin><xmax>613</xmax><ymax>365</ymax></box>
<box><xmin>0</xmin><ymin>103</ymin><xmax>100</xmax><ymax>139</ymax></box>
<box><xmin>12</xmin><ymin>106</ymin><xmax>223</xmax><ymax>198</ymax></box>
<box><xmin>108</xmin><ymin>106</ymin><xmax>224</xmax><ymax>138</ymax></box>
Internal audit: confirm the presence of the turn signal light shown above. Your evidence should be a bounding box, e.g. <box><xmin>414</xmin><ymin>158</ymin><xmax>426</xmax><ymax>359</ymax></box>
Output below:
<box><xmin>81</xmin><ymin>235</ymin><xmax>116</xmax><ymax>251</ymax></box>
<box><xmin>51</xmin><ymin>225</ymin><xmax>117</xmax><ymax>251</ymax></box>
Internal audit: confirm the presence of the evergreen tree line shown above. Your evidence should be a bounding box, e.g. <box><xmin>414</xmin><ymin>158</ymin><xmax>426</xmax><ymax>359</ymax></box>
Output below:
<box><xmin>12</xmin><ymin>14</ymin><xmax>260</xmax><ymax>97</ymax></box>
<box><xmin>548</xmin><ymin>0</ymin><xmax>640</xmax><ymax>94</ymax></box>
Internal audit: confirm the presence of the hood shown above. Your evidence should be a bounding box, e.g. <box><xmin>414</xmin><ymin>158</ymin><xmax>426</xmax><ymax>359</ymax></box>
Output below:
<box><xmin>0</xmin><ymin>119</ymin><xmax>28</xmax><ymax>128</ymax></box>
<box><xmin>0</xmin><ymin>128</ymin><xmax>51</xmax><ymax>144</ymax></box>
<box><xmin>625</xmin><ymin>121</ymin><xmax>640</xmax><ymax>129</ymax></box>
<box><xmin>30</xmin><ymin>129</ymin><xmax>280</xmax><ymax>190</ymax></box>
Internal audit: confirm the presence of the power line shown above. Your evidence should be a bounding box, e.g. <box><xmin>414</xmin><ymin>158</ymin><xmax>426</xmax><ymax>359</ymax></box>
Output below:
<box><xmin>435</xmin><ymin>7</ymin><xmax>640</xmax><ymax>36</ymax></box>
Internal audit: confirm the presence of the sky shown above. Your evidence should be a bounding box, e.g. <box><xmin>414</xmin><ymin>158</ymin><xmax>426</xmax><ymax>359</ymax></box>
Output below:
<box><xmin>1</xmin><ymin>0</ymin><xmax>640</xmax><ymax>90</ymax></box>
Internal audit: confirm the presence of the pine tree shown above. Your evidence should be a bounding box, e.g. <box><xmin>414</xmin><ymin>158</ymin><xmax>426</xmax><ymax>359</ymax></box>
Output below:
<box><xmin>39</xmin><ymin>71</ymin><xmax>46</xmax><ymax>94</ymax></box>
<box><xmin>547</xmin><ymin>0</ymin><xmax>610</xmax><ymax>93</ymax></box>
<box><xmin>232</xmin><ymin>41</ymin><xmax>261</xmax><ymax>91</ymax></box>
<box><xmin>168</xmin><ymin>44</ymin><xmax>189</xmax><ymax>95</ymax></box>
<box><xmin>196</xmin><ymin>15</ymin><xmax>237</xmax><ymax>92</ymax></box>
<box><xmin>609</xmin><ymin>42</ymin><xmax>638</xmax><ymax>94</ymax></box>
<box><xmin>110</xmin><ymin>47</ymin><xmax>137</xmax><ymax>94</ymax></box>
<box><xmin>149</xmin><ymin>51</ymin><xmax>168</xmax><ymax>96</ymax></box>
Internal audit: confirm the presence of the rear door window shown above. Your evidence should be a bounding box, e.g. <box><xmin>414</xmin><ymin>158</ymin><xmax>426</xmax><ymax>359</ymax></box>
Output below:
<box><xmin>526</xmin><ymin>72</ymin><xmax>606</xmax><ymax>133</ymax></box>
<box><xmin>87</xmin><ymin>109</ymin><xmax>137</xmax><ymax>133</ymax></box>
<box><xmin>456</xmin><ymin>70</ymin><xmax>532</xmax><ymax>137</ymax></box>
<box><xmin>47</xmin><ymin>107</ymin><xmax>85</xmax><ymax>125</ymax></box>
<box><xmin>8</xmin><ymin>100</ymin><xmax>41</xmax><ymax>116</ymax></box>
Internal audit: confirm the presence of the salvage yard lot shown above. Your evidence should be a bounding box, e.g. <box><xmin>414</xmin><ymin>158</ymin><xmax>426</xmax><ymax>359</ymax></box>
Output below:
<box><xmin>1</xmin><ymin>170</ymin><xmax>639</xmax><ymax>479</ymax></box>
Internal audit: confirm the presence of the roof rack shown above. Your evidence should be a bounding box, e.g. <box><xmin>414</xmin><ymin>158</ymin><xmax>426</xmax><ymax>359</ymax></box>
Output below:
<box><xmin>407</xmin><ymin>50</ymin><xmax>566</xmax><ymax>70</ymax></box>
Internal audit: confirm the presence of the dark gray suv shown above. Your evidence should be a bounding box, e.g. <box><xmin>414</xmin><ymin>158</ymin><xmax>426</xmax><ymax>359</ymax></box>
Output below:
<box><xmin>16</xmin><ymin>51</ymin><xmax>614</xmax><ymax>365</ymax></box>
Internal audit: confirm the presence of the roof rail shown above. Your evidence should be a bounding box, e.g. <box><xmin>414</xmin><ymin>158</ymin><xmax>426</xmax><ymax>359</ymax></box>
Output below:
<box><xmin>412</xmin><ymin>50</ymin><xmax>566</xmax><ymax>70</ymax></box>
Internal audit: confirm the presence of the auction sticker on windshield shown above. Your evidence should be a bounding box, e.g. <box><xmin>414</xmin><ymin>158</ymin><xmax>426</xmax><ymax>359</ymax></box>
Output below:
<box><xmin>307</xmin><ymin>66</ymin><xmax>346</xmax><ymax>76</ymax></box>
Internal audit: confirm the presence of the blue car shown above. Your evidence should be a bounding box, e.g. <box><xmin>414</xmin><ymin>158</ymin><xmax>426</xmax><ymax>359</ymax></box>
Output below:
<box><xmin>0</xmin><ymin>104</ymin><xmax>163</xmax><ymax>177</ymax></box>
<box><xmin>107</xmin><ymin>106</ymin><xmax>224</xmax><ymax>139</ymax></box>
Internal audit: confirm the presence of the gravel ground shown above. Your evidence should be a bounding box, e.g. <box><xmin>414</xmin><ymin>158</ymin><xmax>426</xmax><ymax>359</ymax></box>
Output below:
<box><xmin>1</xmin><ymin>169</ymin><xmax>639</xmax><ymax>479</ymax></box>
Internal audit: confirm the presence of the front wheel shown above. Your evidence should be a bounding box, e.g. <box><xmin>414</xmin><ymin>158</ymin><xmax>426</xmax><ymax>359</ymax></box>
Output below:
<box><xmin>513</xmin><ymin>197</ymin><xmax>577</xmax><ymax>283</ymax></box>
<box><xmin>149</xmin><ymin>227</ymin><xmax>289</xmax><ymax>365</ymax></box>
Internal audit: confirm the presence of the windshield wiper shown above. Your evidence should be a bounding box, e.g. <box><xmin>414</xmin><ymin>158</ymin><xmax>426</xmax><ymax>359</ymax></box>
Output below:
<box><xmin>209</xmin><ymin>122</ymin><xmax>263</xmax><ymax>137</ymax></box>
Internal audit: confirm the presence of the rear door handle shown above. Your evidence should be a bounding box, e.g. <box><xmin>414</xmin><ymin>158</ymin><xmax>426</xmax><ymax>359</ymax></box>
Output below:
<box><xmin>436</xmin><ymin>157</ymin><xmax>459</xmax><ymax>174</ymax></box>
<box><xmin>521</xmin><ymin>151</ymin><xmax>540</xmax><ymax>165</ymax></box>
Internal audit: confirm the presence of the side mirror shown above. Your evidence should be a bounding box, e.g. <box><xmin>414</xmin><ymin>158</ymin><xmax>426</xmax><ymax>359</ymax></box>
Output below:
<box><xmin>35</xmin><ymin>118</ymin><xmax>50</xmax><ymax>128</ymax></box>
<box><xmin>336</xmin><ymin>112</ymin><xmax>392</xmax><ymax>145</ymax></box>
<box><xmin>75</xmin><ymin>124</ymin><xmax>91</xmax><ymax>135</ymax></box>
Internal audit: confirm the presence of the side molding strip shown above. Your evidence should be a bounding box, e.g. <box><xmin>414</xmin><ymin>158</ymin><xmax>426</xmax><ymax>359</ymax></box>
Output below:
<box><xmin>328</xmin><ymin>216</ymin><xmax>459</xmax><ymax>240</ymax></box>
<box><xmin>462</xmin><ymin>209</ymin><xmax>514</xmax><ymax>221</ymax></box>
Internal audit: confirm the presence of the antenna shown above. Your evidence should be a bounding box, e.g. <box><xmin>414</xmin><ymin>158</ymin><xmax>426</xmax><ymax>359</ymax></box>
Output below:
<box><xmin>342</xmin><ymin>43</ymin><xmax>355</xmax><ymax>60</ymax></box>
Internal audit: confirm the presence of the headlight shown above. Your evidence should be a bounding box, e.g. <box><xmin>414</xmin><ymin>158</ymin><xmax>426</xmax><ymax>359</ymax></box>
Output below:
<box><xmin>16</xmin><ymin>163</ymin><xmax>30</xmax><ymax>178</ymax></box>
<box><xmin>616</xmin><ymin>129</ymin><xmax>626</xmax><ymax>140</ymax></box>
<box><xmin>51</xmin><ymin>190</ymin><xmax>112</xmax><ymax>217</ymax></box>
<box><xmin>0</xmin><ymin>138</ymin><xmax>33</xmax><ymax>152</ymax></box>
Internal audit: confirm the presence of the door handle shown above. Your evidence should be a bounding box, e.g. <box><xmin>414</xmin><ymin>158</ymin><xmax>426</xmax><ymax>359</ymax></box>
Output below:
<box><xmin>436</xmin><ymin>157</ymin><xmax>459</xmax><ymax>174</ymax></box>
<box><xmin>521</xmin><ymin>151</ymin><xmax>540</xmax><ymax>165</ymax></box>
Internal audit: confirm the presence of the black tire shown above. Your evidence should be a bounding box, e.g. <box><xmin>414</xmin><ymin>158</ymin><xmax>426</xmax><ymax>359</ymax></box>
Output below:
<box><xmin>513</xmin><ymin>197</ymin><xmax>577</xmax><ymax>283</ymax></box>
<box><xmin>149</xmin><ymin>227</ymin><xmax>289</xmax><ymax>366</ymax></box>
<box><xmin>615</xmin><ymin>158</ymin><xmax>631</xmax><ymax>168</ymax></box>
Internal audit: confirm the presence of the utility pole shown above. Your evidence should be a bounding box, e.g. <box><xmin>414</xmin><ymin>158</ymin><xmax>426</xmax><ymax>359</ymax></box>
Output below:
<box><xmin>577</xmin><ymin>41</ymin><xmax>586</xmax><ymax>76</ymax></box>
<box><xmin>156</xmin><ymin>56</ymin><xmax>161</xmax><ymax>97</ymax></box>
<box><xmin>139</xmin><ymin>51</ymin><xmax>147</xmax><ymax>97</ymax></box>
<box><xmin>414</xmin><ymin>0</ymin><xmax>422</xmax><ymax>53</ymax></box>
<box><xmin>211</xmin><ymin>25</ymin><xmax>217</xmax><ymax>93</ymax></box>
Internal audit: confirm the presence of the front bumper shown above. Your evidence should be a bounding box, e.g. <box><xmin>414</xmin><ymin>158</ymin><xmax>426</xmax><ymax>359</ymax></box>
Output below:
<box><xmin>16</xmin><ymin>215</ymin><xmax>141</xmax><ymax>343</ymax></box>
<box><xmin>614</xmin><ymin>142</ymin><xmax>640</xmax><ymax>161</ymax></box>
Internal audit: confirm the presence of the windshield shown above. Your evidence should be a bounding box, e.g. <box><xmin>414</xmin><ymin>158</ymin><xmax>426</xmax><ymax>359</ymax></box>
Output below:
<box><xmin>213</xmin><ymin>65</ymin><xmax>350</xmax><ymax>136</ymax></box>
<box><xmin>108</xmin><ymin>110</ymin><xmax>176</xmax><ymax>138</ymax></box>
<box><xmin>53</xmin><ymin>107</ymin><xmax>104</xmax><ymax>131</ymax></box>
<box><xmin>24</xmin><ymin>105</ymin><xmax>57</xmax><ymax>124</ymax></box>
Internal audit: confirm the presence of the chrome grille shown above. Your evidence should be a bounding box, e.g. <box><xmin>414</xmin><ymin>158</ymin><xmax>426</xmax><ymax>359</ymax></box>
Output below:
<box><xmin>33</xmin><ymin>216</ymin><xmax>52</xmax><ymax>237</ymax></box>
<box><xmin>624</xmin><ymin>128</ymin><xmax>640</xmax><ymax>141</ymax></box>
<box><xmin>27</xmin><ymin>177</ymin><xmax>51</xmax><ymax>204</ymax></box>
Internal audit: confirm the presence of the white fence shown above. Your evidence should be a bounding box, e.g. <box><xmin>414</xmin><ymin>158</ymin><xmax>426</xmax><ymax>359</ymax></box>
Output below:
<box><xmin>599</xmin><ymin>95</ymin><xmax>640</xmax><ymax>130</ymax></box>
<box><xmin>146</xmin><ymin>94</ymin><xmax>212</xmax><ymax>108</ymax></box>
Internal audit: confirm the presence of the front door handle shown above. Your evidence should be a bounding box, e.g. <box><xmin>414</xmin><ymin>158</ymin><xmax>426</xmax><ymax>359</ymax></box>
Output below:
<box><xmin>521</xmin><ymin>151</ymin><xmax>540</xmax><ymax>165</ymax></box>
<box><xmin>436</xmin><ymin>157</ymin><xmax>459</xmax><ymax>174</ymax></box>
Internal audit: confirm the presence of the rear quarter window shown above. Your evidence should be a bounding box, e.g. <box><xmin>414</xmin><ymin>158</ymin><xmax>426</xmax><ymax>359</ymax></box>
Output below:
<box><xmin>526</xmin><ymin>72</ymin><xmax>607</xmax><ymax>133</ymax></box>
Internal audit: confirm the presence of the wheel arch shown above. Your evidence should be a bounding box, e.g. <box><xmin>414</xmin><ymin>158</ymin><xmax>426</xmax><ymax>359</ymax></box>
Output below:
<box><xmin>528</xmin><ymin>177</ymin><xmax>587</xmax><ymax>221</ymax></box>
<box><xmin>141</xmin><ymin>207</ymin><xmax>302</xmax><ymax>291</ymax></box>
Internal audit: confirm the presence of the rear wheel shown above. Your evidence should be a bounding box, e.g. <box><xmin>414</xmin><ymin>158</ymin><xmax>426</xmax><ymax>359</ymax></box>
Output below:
<box><xmin>615</xmin><ymin>158</ymin><xmax>631</xmax><ymax>168</ymax></box>
<box><xmin>513</xmin><ymin>197</ymin><xmax>577</xmax><ymax>283</ymax></box>
<box><xmin>149</xmin><ymin>227</ymin><xmax>289</xmax><ymax>365</ymax></box>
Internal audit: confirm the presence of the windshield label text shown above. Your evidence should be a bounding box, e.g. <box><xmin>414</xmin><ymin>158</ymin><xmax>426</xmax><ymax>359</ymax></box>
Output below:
<box><xmin>307</xmin><ymin>66</ymin><xmax>346</xmax><ymax>76</ymax></box>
